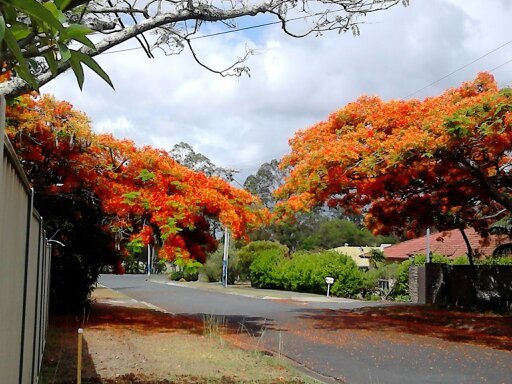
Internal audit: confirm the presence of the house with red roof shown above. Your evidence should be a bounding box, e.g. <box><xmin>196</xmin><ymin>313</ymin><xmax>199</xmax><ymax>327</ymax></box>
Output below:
<box><xmin>381</xmin><ymin>228</ymin><xmax>508</xmax><ymax>262</ymax></box>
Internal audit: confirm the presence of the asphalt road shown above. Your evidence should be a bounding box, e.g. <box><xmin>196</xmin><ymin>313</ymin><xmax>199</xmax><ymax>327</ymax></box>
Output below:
<box><xmin>98</xmin><ymin>274</ymin><xmax>511</xmax><ymax>384</ymax></box>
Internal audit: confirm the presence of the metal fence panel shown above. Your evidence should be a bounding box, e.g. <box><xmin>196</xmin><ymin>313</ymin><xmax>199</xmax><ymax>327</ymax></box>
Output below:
<box><xmin>21</xmin><ymin>213</ymin><xmax>40</xmax><ymax>384</ymax></box>
<box><xmin>1</xmin><ymin>131</ymin><xmax>50</xmax><ymax>384</ymax></box>
<box><xmin>0</xmin><ymin>146</ymin><xmax>31</xmax><ymax>383</ymax></box>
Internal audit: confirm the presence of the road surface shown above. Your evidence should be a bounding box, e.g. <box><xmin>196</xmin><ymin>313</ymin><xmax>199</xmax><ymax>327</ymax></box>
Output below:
<box><xmin>98</xmin><ymin>274</ymin><xmax>511</xmax><ymax>384</ymax></box>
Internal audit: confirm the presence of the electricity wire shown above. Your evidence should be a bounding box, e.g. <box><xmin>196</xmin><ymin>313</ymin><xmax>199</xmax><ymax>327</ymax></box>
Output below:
<box><xmin>102</xmin><ymin>8</ymin><xmax>346</xmax><ymax>55</ymax></box>
<box><xmin>402</xmin><ymin>38</ymin><xmax>512</xmax><ymax>99</ymax></box>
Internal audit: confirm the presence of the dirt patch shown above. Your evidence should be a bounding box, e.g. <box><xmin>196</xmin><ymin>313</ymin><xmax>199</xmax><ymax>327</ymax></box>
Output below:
<box><xmin>39</xmin><ymin>287</ymin><xmax>317</xmax><ymax>384</ymax></box>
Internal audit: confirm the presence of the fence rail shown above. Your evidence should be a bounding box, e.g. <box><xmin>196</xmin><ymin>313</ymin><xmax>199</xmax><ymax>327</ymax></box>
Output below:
<box><xmin>1</xmin><ymin>96</ymin><xmax>50</xmax><ymax>384</ymax></box>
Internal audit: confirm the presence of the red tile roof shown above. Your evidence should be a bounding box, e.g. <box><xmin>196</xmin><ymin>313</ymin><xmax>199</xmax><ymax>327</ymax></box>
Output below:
<box><xmin>383</xmin><ymin>228</ymin><xmax>509</xmax><ymax>261</ymax></box>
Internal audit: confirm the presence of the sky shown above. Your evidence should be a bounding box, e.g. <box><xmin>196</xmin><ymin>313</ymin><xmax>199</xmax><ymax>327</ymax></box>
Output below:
<box><xmin>42</xmin><ymin>0</ymin><xmax>512</xmax><ymax>185</ymax></box>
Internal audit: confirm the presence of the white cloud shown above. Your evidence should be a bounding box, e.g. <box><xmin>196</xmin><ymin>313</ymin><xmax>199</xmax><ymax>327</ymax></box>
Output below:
<box><xmin>95</xmin><ymin>116</ymin><xmax>135</xmax><ymax>134</ymax></box>
<box><xmin>41</xmin><ymin>0</ymin><xmax>512</xmax><ymax>182</ymax></box>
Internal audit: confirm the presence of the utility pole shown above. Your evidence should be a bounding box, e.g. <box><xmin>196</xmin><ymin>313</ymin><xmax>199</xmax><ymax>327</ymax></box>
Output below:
<box><xmin>426</xmin><ymin>228</ymin><xmax>431</xmax><ymax>263</ymax></box>
<box><xmin>222</xmin><ymin>228</ymin><xmax>230</xmax><ymax>287</ymax></box>
<box><xmin>147</xmin><ymin>244</ymin><xmax>151</xmax><ymax>277</ymax></box>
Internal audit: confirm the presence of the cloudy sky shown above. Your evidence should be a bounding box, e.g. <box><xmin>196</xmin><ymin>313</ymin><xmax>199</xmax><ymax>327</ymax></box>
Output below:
<box><xmin>42</xmin><ymin>0</ymin><xmax>512</xmax><ymax>184</ymax></box>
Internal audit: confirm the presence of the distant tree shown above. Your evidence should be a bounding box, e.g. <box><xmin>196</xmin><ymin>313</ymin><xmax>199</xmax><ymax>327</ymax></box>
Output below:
<box><xmin>0</xmin><ymin>0</ymin><xmax>408</xmax><ymax>98</ymax></box>
<box><xmin>170</xmin><ymin>142</ymin><xmax>237</xmax><ymax>181</ymax></box>
<box><xmin>244</xmin><ymin>159</ymin><xmax>286</xmax><ymax>209</ymax></box>
<box><xmin>250</xmin><ymin>210</ymin><xmax>395</xmax><ymax>251</ymax></box>
<box><xmin>300</xmin><ymin>218</ymin><xmax>392</xmax><ymax>249</ymax></box>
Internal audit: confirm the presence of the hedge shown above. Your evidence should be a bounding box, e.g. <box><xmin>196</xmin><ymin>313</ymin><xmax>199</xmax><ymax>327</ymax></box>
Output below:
<box><xmin>250</xmin><ymin>250</ymin><xmax>365</xmax><ymax>298</ymax></box>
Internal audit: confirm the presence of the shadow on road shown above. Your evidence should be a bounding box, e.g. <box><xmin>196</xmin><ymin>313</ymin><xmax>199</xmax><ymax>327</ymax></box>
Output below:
<box><xmin>88</xmin><ymin>302</ymin><xmax>204</xmax><ymax>334</ymax></box>
<box><xmin>176</xmin><ymin>313</ymin><xmax>286</xmax><ymax>337</ymax></box>
<box><xmin>88</xmin><ymin>302</ymin><xmax>284</xmax><ymax>338</ymax></box>
<box><xmin>293</xmin><ymin>305</ymin><xmax>512</xmax><ymax>351</ymax></box>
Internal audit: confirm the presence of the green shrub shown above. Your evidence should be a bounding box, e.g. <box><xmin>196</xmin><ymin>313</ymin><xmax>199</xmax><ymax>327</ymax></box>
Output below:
<box><xmin>250</xmin><ymin>249</ymin><xmax>286</xmax><ymax>288</ymax></box>
<box><xmin>154</xmin><ymin>258</ymin><xmax>168</xmax><ymax>273</ymax></box>
<box><xmin>392</xmin><ymin>259</ymin><xmax>412</xmax><ymax>299</ymax></box>
<box><xmin>478</xmin><ymin>256</ymin><xmax>512</xmax><ymax>265</ymax></box>
<box><xmin>169</xmin><ymin>258</ymin><xmax>202</xmax><ymax>281</ymax></box>
<box><xmin>452</xmin><ymin>255</ymin><xmax>470</xmax><ymax>265</ymax></box>
<box><xmin>169</xmin><ymin>270</ymin><xmax>185</xmax><ymax>281</ymax></box>
<box><xmin>250</xmin><ymin>250</ymin><xmax>365</xmax><ymax>298</ymax></box>
<box><xmin>200</xmin><ymin>245</ymin><xmax>241</xmax><ymax>283</ymax></box>
<box><xmin>238</xmin><ymin>241</ymin><xmax>288</xmax><ymax>281</ymax></box>
<box><xmin>201</xmin><ymin>250</ymin><xmax>222</xmax><ymax>282</ymax></box>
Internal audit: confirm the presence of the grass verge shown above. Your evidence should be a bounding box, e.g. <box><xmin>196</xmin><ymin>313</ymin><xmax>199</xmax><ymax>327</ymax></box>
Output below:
<box><xmin>38</xmin><ymin>287</ymin><xmax>320</xmax><ymax>384</ymax></box>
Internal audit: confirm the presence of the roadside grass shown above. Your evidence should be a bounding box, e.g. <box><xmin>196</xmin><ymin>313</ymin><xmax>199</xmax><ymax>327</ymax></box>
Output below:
<box><xmin>38</xmin><ymin>287</ymin><xmax>320</xmax><ymax>384</ymax></box>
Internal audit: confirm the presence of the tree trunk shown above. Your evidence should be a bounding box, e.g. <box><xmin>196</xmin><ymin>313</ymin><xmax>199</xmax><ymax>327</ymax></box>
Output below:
<box><xmin>458</xmin><ymin>227</ymin><xmax>475</xmax><ymax>266</ymax></box>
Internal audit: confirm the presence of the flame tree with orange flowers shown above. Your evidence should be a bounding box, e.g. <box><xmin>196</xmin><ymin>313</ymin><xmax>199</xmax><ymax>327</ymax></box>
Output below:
<box><xmin>6</xmin><ymin>93</ymin><xmax>265</xmax><ymax>311</ymax></box>
<box><xmin>276</xmin><ymin>73</ymin><xmax>512</xmax><ymax>265</ymax></box>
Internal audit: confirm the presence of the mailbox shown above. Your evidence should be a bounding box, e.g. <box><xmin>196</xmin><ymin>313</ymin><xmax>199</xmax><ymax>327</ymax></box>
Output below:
<box><xmin>325</xmin><ymin>277</ymin><xmax>334</xmax><ymax>297</ymax></box>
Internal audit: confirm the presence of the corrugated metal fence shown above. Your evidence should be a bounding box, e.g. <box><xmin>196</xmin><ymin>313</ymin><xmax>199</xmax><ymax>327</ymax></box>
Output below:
<box><xmin>1</xmin><ymin>97</ymin><xmax>51</xmax><ymax>384</ymax></box>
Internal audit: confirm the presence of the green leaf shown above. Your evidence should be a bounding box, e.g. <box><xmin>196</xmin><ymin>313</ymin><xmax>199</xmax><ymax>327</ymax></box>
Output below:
<box><xmin>58</xmin><ymin>42</ymin><xmax>71</xmax><ymax>61</ymax></box>
<box><xmin>10</xmin><ymin>23</ymin><xmax>31</xmax><ymax>40</ymax></box>
<box><xmin>42</xmin><ymin>2</ymin><xmax>65</xmax><ymax>23</ymax></box>
<box><xmin>122</xmin><ymin>191</ymin><xmax>141</xmax><ymax>205</ymax></box>
<box><xmin>55</xmin><ymin>0</ymin><xmax>73</xmax><ymax>11</ymax></box>
<box><xmin>69</xmin><ymin>53</ymin><xmax>84</xmax><ymax>89</ymax></box>
<box><xmin>1</xmin><ymin>5</ymin><xmax>17</xmax><ymax>23</ymax></box>
<box><xmin>127</xmin><ymin>237</ymin><xmax>145</xmax><ymax>254</ymax></box>
<box><xmin>0</xmin><ymin>14</ymin><xmax>5</xmax><ymax>43</ymax></box>
<box><xmin>61</xmin><ymin>24</ymin><xmax>96</xmax><ymax>50</ymax></box>
<box><xmin>6</xmin><ymin>0</ymin><xmax>64</xmax><ymax>32</ymax></box>
<box><xmin>70</xmin><ymin>50</ymin><xmax>114</xmax><ymax>89</ymax></box>
<box><xmin>3</xmin><ymin>27</ymin><xmax>38</xmax><ymax>90</ymax></box>
<box><xmin>136</xmin><ymin>169</ymin><xmax>156</xmax><ymax>182</ymax></box>
<box><xmin>43</xmin><ymin>51</ymin><xmax>58</xmax><ymax>76</ymax></box>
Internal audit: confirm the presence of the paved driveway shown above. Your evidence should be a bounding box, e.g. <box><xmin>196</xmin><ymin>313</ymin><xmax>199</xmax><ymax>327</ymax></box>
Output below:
<box><xmin>99</xmin><ymin>274</ymin><xmax>512</xmax><ymax>384</ymax></box>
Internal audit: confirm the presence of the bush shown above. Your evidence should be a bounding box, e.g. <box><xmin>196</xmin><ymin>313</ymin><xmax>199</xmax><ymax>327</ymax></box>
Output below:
<box><xmin>200</xmin><ymin>245</ymin><xmax>240</xmax><ymax>283</ymax></box>
<box><xmin>392</xmin><ymin>259</ymin><xmax>412</xmax><ymax>299</ymax></box>
<box><xmin>169</xmin><ymin>270</ymin><xmax>185</xmax><ymax>281</ymax></box>
<box><xmin>169</xmin><ymin>258</ymin><xmax>202</xmax><ymax>281</ymax></box>
<box><xmin>478</xmin><ymin>256</ymin><xmax>512</xmax><ymax>265</ymax></box>
<box><xmin>250</xmin><ymin>250</ymin><xmax>365</xmax><ymax>298</ymax></box>
<box><xmin>250</xmin><ymin>248</ymin><xmax>286</xmax><ymax>288</ymax></box>
<box><xmin>154</xmin><ymin>258</ymin><xmax>168</xmax><ymax>273</ymax></box>
<box><xmin>238</xmin><ymin>241</ymin><xmax>288</xmax><ymax>281</ymax></box>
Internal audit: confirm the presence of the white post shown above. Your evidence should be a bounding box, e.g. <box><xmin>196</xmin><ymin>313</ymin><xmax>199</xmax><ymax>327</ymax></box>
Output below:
<box><xmin>222</xmin><ymin>229</ymin><xmax>230</xmax><ymax>287</ymax></box>
<box><xmin>0</xmin><ymin>95</ymin><xmax>4</xmax><ymax>160</ymax></box>
<box><xmin>77</xmin><ymin>328</ymin><xmax>83</xmax><ymax>384</ymax></box>
<box><xmin>147</xmin><ymin>244</ymin><xmax>151</xmax><ymax>277</ymax></box>
<box><xmin>426</xmin><ymin>228</ymin><xmax>431</xmax><ymax>263</ymax></box>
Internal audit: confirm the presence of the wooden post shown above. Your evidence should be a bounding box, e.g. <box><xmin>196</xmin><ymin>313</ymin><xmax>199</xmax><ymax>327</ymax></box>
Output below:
<box><xmin>77</xmin><ymin>328</ymin><xmax>83</xmax><ymax>384</ymax></box>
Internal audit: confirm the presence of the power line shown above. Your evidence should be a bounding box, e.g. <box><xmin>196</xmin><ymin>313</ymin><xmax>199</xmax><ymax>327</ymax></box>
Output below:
<box><xmin>490</xmin><ymin>57</ymin><xmax>512</xmax><ymax>72</ymax></box>
<box><xmin>102</xmin><ymin>9</ymin><xmax>346</xmax><ymax>56</ymax></box>
<box><xmin>402</xmin><ymin>38</ymin><xmax>512</xmax><ymax>99</ymax></box>
<box><xmin>190</xmin><ymin>19</ymin><xmax>283</xmax><ymax>40</ymax></box>
<box><xmin>102</xmin><ymin>46</ymin><xmax>142</xmax><ymax>55</ymax></box>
